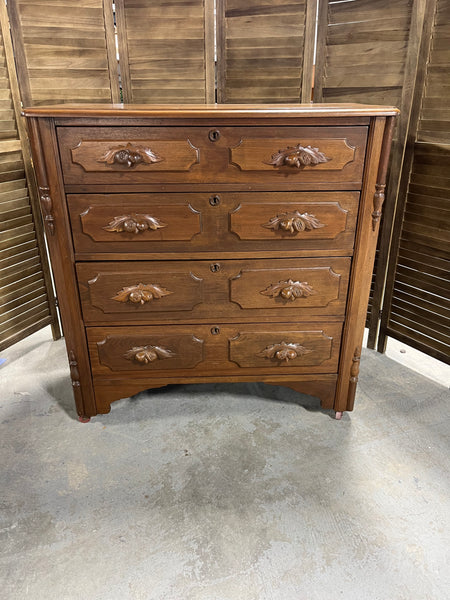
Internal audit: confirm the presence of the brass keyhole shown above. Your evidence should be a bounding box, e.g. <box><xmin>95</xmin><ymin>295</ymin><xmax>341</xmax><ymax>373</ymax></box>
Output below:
<box><xmin>210</xmin><ymin>263</ymin><xmax>221</xmax><ymax>272</ymax></box>
<box><xmin>210</xmin><ymin>326</ymin><xmax>220</xmax><ymax>335</ymax></box>
<box><xmin>209</xmin><ymin>129</ymin><xmax>220</xmax><ymax>142</ymax></box>
<box><xmin>209</xmin><ymin>195</ymin><xmax>221</xmax><ymax>206</ymax></box>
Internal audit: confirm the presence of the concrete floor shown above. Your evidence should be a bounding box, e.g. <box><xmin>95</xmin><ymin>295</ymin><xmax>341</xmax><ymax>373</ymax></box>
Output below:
<box><xmin>0</xmin><ymin>327</ymin><xmax>449</xmax><ymax>600</ymax></box>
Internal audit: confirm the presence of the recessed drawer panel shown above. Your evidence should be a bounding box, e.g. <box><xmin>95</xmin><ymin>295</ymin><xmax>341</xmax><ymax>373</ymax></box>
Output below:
<box><xmin>68</xmin><ymin>192</ymin><xmax>359</xmax><ymax>255</ymax></box>
<box><xmin>88</xmin><ymin>322</ymin><xmax>342</xmax><ymax>378</ymax></box>
<box><xmin>77</xmin><ymin>258</ymin><xmax>350</xmax><ymax>323</ymax></box>
<box><xmin>68</xmin><ymin>194</ymin><xmax>202</xmax><ymax>252</ymax></box>
<box><xmin>58</xmin><ymin>126</ymin><xmax>204</xmax><ymax>185</ymax></box>
<box><xmin>227</xmin><ymin>126</ymin><xmax>367</xmax><ymax>185</ymax></box>
<box><xmin>58</xmin><ymin>126</ymin><xmax>366</xmax><ymax>186</ymax></box>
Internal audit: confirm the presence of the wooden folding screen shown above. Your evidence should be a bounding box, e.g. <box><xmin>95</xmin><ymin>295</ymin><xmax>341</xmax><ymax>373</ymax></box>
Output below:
<box><xmin>3</xmin><ymin>0</ymin><xmax>448</xmax><ymax>362</ymax></box>
<box><xmin>314</xmin><ymin>0</ymin><xmax>431</xmax><ymax>348</ymax></box>
<box><xmin>216</xmin><ymin>0</ymin><xmax>316</xmax><ymax>103</ymax></box>
<box><xmin>0</xmin><ymin>1</ymin><xmax>59</xmax><ymax>350</ymax></box>
<box><xmin>7</xmin><ymin>0</ymin><xmax>120</xmax><ymax>105</ymax></box>
<box><xmin>378</xmin><ymin>0</ymin><xmax>450</xmax><ymax>363</ymax></box>
<box><xmin>116</xmin><ymin>0</ymin><xmax>215</xmax><ymax>103</ymax></box>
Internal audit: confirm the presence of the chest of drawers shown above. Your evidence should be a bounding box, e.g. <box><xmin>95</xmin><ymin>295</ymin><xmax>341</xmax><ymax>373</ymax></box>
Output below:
<box><xmin>24</xmin><ymin>104</ymin><xmax>397</xmax><ymax>421</ymax></box>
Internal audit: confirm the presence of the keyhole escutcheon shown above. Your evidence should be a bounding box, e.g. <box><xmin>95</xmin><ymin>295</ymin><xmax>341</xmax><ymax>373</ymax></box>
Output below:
<box><xmin>209</xmin><ymin>129</ymin><xmax>220</xmax><ymax>142</ymax></box>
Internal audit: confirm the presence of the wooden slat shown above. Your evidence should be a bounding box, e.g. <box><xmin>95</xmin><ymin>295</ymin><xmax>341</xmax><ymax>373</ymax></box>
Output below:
<box><xmin>316</xmin><ymin>0</ymin><xmax>437</xmax><ymax>352</ymax></box>
<box><xmin>8</xmin><ymin>0</ymin><xmax>115</xmax><ymax>105</ymax></box>
<box><xmin>0</xmin><ymin>2</ymin><xmax>60</xmax><ymax>349</ymax></box>
<box><xmin>217</xmin><ymin>0</ymin><xmax>309</xmax><ymax>103</ymax></box>
<box><xmin>116</xmin><ymin>0</ymin><xmax>211</xmax><ymax>104</ymax></box>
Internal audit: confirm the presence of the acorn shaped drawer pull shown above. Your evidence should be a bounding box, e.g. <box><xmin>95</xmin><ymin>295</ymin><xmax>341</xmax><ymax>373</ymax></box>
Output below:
<box><xmin>124</xmin><ymin>344</ymin><xmax>175</xmax><ymax>364</ymax></box>
<box><xmin>262</xmin><ymin>210</ymin><xmax>325</xmax><ymax>234</ymax></box>
<box><xmin>258</xmin><ymin>341</ymin><xmax>313</xmax><ymax>363</ymax></box>
<box><xmin>103</xmin><ymin>213</ymin><xmax>167</xmax><ymax>234</ymax></box>
<box><xmin>99</xmin><ymin>143</ymin><xmax>163</xmax><ymax>168</ymax></box>
<box><xmin>260</xmin><ymin>280</ymin><xmax>316</xmax><ymax>301</ymax></box>
<box><xmin>112</xmin><ymin>283</ymin><xmax>173</xmax><ymax>305</ymax></box>
<box><xmin>268</xmin><ymin>143</ymin><xmax>330</xmax><ymax>168</ymax></box>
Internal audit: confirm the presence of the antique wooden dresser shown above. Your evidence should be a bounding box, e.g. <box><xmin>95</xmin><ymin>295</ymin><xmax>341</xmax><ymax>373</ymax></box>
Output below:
<box><xmin>24</xmin><ymin>104</ymin><xmax>398</xmax><ymax>421</ymax></box>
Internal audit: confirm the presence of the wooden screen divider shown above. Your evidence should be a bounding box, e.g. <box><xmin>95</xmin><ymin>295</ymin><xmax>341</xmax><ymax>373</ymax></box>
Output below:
<box><xmin>115</xmin><ymin>0</ymin><xmax>215</xmax><ymax>104</ymax></box>
<box><xmin>1</xmin><ymin>0</ymin><xmax>448</xmax><ymax>363</ymax></box>
<box><xmin>0</xmin><ymin>0</ymin><xmax>60</xmax><ymax>350</ymax></box>
<box><xmin>378</xmin><ymin>0</ymin><xmax>450</xmax><ymax>364</ymax></box>
<box><xmin>216</xmin><ymin>0</ymin><xmax>317</xmax><ymax>104</ymax></box>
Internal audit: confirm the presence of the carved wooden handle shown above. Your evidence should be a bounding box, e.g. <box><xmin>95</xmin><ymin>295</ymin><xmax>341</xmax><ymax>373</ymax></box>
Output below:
<box><xmin>113</xmin><ymin>283</ymin><xmax>173</xmax><ymax>304</ymax></box>
<box><xmin>263</xmin><ymin>211</ymin><xmax>325</xmax><ymax>234</ymax></box>
<box><xmin>112</xmin><ymin>283</ymin><xmax>173</xmax><ymax>304</ymax></box>
<box><xmin>268</xmin><ymin>144</ymin><xmax>330</xmax><ymax>168</ymax></box>
<box><xmin>260</xmin><ymin>280</ymin><xmax>316</xmax><ymax>301</ymax></box>
<box><xmin>258</xmin><ymin>341</ymin><xmax>313</xmax><ymax>362</ymax></box>
<box><xmin>99</xmin><ymin>143</ymin><xmax>163</xmax><ymax>168</ymax></box>
<box><xmin>103</xmin><ymin>213</ymin><xmax>167</xmax><ymax>234</ymax></box>
<box><xmin>124</xmin><ymin>344</ymin><xmax>175</xmax><ymax>364</ymax></box>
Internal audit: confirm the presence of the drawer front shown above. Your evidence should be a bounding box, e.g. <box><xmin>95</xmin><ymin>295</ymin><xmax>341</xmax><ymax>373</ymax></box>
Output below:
<box><xmin>77</xmin><ymin>258</ymin><xmax>351</xmax><ymax>323</ymax></box>
<box><xmin>88</xmin><ymin>322</ymin><xmax>342</xmax><ymax>378</ymax></box>
<box><xmin>68</xmin><ymin>192</ymin><xmax>359</xmax><ymax>255</ymax></box>
<box><xmin>58</xmin><ymin>126</ymin><xmax>366</xmax><ymax>186</ymax></box>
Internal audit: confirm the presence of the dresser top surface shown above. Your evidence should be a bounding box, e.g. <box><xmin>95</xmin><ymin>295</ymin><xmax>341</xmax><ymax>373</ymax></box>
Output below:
<box><xmin>23</xmin><ymin>102</ymin><xmax>399</xmax><ymax>119</ymax></box>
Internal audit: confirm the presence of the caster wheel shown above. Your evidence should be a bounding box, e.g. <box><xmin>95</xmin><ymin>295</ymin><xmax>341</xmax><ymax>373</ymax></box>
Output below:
<box><xmin>78</xmin><ymin>415</ymin><xmax>91</xmax><ymax>423</ymax></box>
<box><xmin>335</xmin><ymin>411</ymin><xmax>343</xmax><ymax>420</ymax></box>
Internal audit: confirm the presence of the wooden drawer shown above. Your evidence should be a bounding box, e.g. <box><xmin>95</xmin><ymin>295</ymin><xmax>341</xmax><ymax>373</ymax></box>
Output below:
<box><xmin>58</xmin><ymin>126</ymin><xmax>367</xmax><ymax>186</ymax></box>
<box><xmin>87</xmin><ymin>322</ymin><xmax>343</xmax><ymax>378</ymax></box>
<box><xmin>68</xmin><ymin>192</ymin><xmax>359</xmax><ymax>255</ymax></box>
<box><xmin>77</xmin><ymin>258</ymin><xmax>351</xmax><ymax>323</ymax></box>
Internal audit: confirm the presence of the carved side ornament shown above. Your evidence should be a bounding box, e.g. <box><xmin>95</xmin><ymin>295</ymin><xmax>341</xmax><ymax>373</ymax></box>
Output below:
<box><xmin>39</xmin><ymin>186</ymin><xmax>55</xmax><ymax>235</ymax></box>
<box><xmin>372</xmin><ymin>183</ymin><xmax>385</xmax><ymax>231</ymax></box>
<box><xmin>347</xmin><ymin>347</ymin><xmax>361</xmax><ymax>409</ymax></box>
<box><xmin>68</xmin><ymin>351</ymin><xmax>81</xmax><ymax>388</ymax></box>
<box><xmin>372</xmin><ymin>116</ymin><xmax>396</xmax><ymax>231</ymax></box>
<box><xmin>258</xmin><ymin>341</ymin><xmax>313</xmax><ymax>363</ymax></box>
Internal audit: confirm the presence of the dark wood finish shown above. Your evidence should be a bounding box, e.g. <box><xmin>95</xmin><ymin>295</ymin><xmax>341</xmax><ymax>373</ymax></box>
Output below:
<box><xmin>88</xmin><ymin>322</ymin><xmax>342</xmax><ymax>377</ymax></box>
<box><xmin>24</xmin><ymin>104</ymin><xmax>397</xmax><ymax>417</ymax></box>
<box><xmin>68</xmin><ymin>191</ymin><xmax>359</xmax><ymax>256</ymax></box>
<box><xmin>76</xmin><ymin>257</ymin><xmax>350</xmax><ymax>323</ymax></box>
<box><xmin>58</xmin><ymin>125</ymin><xmax>367</xmax><ymax>186</ymax></box>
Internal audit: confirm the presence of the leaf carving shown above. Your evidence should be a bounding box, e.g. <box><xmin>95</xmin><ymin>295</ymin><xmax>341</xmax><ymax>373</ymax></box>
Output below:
<box><xmin>260</xmin><ymin>280</ymin><xmax>316</xmax><ymax>301</ymax></box>
<box><xmin>112</xmin><ymin>283</ymin><xmax>173</xmax><ymax>305</ymax></box>
<box><xmin>124</xmin><ymin>344</ymin><xmax>175</xmax><ymax>364</ymax></box>
<box><xmin>99</xmin><ymin>143</ymin><xmax>163</xmax><ymax>168</ymax></box>
<box><xmin>262</xmin><ymin>211</ymin><xmax>325</xmax><ymax>234</ymax></box>
<box><xmin>258</xmin><ymin>341</ymin><xmax>313</xmax><ymax>362</ymax></box>
<box><xmin>268</xmin><ymin>144</ymin><xmax>330</xmax><ymax>168</ymax></box>
<box><xmin>103</xmin><ymin>213</ymin><xmax>167</xmax><ymax>234</ymax></box>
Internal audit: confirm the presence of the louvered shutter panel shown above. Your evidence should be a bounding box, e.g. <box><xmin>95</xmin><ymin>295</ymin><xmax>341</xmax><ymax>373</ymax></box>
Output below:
<box><xmin>383</xmin><ymin>0</ymin><xmax>450</xmax><ymax>362</ymax></box>
<box><xmin>315</xmin><ymin>0</ymin><xmax>413</xmax><ymax>107</ymax></box>
<box><xmin>0</xmin><ymin>4</ymin><xmax>59</xmax><ymax>350</ymax></box>
<box><xmin>217</xmin><ymin>0</ymin><xmax>314</xmax><ymax>103</ymax></box>
<box><xmin>7</xmin><ymin>0</ymin><xmax>119</xmax><ymax>105</ymax></box>
<box><xmin>314</xmin><ymin>0</ymin><xmax>424</xmax><ymax>342</ymax></box>
<box><xmin>116</xmin><ymin>0</ymin><xmax>214</xmax><ymax>103</ymax></box>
